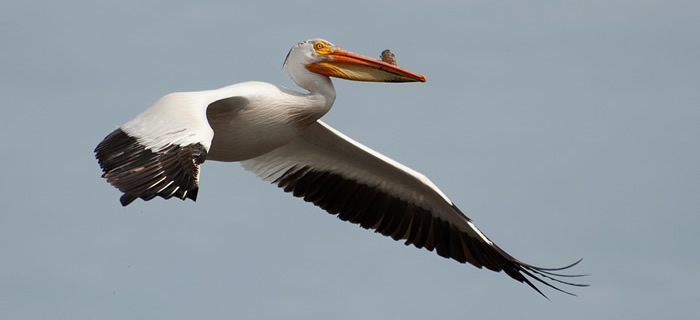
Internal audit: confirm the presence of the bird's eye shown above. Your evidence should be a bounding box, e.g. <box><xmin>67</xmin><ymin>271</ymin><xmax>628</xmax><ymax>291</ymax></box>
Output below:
<box><xmin>313</xmin><ymin>41</ymin><xmax>327</xmax><ymax>52</ymax></box>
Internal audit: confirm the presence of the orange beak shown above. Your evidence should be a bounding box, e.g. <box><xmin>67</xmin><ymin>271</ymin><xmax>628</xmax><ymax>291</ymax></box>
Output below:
<box><xmin>306</xmin><ymin>47</ymin><xmax>426</xmax><ymax>83</ymax></box>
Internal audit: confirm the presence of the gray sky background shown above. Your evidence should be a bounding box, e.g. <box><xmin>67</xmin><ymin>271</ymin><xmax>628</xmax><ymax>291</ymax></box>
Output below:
<box><xmin>2</xmin><ymin>0</ymin><xmax>699</xmax><ymax>319</ymax></box>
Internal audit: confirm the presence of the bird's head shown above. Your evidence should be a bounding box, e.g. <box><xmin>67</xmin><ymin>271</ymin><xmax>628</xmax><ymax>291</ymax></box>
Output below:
<box><xmin>284</xmin><ymin>39</ymin><xmax>426</xmax><ymax>85</ymax></box>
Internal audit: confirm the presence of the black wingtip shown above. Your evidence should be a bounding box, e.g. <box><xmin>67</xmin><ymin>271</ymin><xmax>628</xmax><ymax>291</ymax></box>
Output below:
<box><xmin>517</xmin><ymin>258</ymin><xmax>588</xmax><ymax>299</ymax></box>
<box><xmin>95</xmin><ymin>128</ymin><xmax>207</xmax><ymax>206</ymax></box>
<box><xmin>120</xmin><ymin>194</ymin><xmax>138</xmax><ymax>207</ymax></box>
<box><xmin>186</xmin><ymin>188</ymin><xmax>199</xmax><ymax>201</ymax></box>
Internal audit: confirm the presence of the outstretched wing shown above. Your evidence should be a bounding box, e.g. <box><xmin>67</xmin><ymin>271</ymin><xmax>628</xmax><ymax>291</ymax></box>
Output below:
<box><xmin>95</xmin><ymin>92</ymin><xmax>215</xmax><ymax>206</ymax></box>
<box><xmin>242</xmin><ymin>120</ymin><xmax>584</xmax><ymax>296</ymax></box>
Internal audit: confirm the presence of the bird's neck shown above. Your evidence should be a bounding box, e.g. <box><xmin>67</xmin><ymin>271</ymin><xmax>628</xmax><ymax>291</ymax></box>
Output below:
<box><xmin>297</xmin><ymin>74</ymin><xmax>337</xmax><ymax>119</ymax></box>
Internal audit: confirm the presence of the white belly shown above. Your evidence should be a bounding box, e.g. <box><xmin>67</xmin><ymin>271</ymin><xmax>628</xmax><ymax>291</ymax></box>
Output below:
<box><xmin>204</xmin><ymin>82</ymin><xmax>329</xmax><ymax>162</ymax></box>
<box><xmin>206</xmin><ymin>112</ymin><xmax>302</xmax><ymax>162</ymax></box>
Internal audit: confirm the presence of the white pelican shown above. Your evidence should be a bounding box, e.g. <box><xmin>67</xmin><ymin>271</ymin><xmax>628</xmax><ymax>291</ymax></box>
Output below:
<box><xmin>95</xmin><ymin>39</ymin><xmax>584</xmax><ymax>297</ymax></box>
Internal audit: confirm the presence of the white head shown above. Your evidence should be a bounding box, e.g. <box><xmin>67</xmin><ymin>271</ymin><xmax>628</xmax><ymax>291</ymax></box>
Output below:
<box><xmin>283</xmin><ymin>38</ymin><xmax>426</xmax><ymax>90</ymax></box>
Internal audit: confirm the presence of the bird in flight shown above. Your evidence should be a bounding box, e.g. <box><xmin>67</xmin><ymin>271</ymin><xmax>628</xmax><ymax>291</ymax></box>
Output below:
<box><xmin>95</xmin><ymin>38</ymin><xmax>585</xmax><ymax>297</ymax></box>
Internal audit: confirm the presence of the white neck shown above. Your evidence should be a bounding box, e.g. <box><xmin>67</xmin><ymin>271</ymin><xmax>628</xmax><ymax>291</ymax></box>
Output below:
<box><xmin>287</xmin><ymin>64</ymin><xmax>337</xmax><ymax>120</ymax></box>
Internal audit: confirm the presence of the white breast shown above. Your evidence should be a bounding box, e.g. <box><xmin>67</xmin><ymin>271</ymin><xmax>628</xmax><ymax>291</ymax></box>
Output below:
<box><xmin>204</xmin><ymin>82</ymin><xmax>331</xmax><ymax>161</ymax></box>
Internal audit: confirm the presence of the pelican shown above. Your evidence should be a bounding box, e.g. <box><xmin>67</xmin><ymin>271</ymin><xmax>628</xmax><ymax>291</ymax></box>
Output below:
<box><xmin>95</xmin><ymin>38</ymin><xmax>584</xmax><ymax>297</ymax></box>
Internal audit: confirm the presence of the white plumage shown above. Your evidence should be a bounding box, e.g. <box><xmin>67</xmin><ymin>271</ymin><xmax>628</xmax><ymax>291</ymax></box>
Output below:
<box><xmin>95</xmin><ymin>38</ymin><xmax>584</xmax><ymax>297</ymax></box>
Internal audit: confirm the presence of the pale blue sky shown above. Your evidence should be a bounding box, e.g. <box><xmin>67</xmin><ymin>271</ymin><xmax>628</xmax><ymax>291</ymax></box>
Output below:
<box><xmin>2</xmin><ymin>1</ymin><xmax>699</xmax><ymax>319</ymax></box>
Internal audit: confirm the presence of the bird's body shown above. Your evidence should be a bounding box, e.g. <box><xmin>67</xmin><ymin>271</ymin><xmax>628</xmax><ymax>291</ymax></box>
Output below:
<box><xmin>95</xmin><ymin>39</ymin><xmax>584</xmax><ymax>297</ymax></box>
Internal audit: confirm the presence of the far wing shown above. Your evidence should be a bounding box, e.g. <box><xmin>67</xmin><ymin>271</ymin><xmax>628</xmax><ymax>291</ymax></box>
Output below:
<box><xmin>241</xmin><ymin>120</ymin><xmax>583</xmax><ymax>297</ymax></box>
